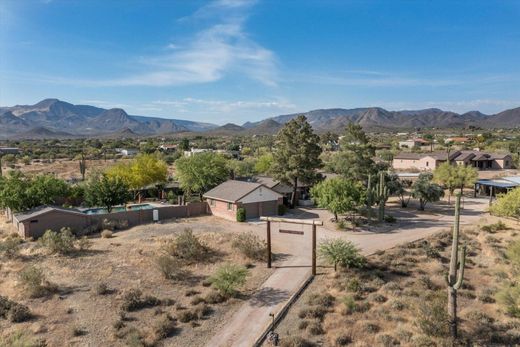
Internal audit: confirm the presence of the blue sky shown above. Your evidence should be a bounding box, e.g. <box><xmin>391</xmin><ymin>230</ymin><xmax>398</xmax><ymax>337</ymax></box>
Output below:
<box><xmin>1</xmin><ymin>0</ymin><xmax>520</xmax><ymax>124</ymax></box>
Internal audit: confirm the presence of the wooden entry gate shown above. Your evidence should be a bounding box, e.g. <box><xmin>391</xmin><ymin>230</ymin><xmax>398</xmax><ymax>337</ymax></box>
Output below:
<box><xmin>260</xmin><ymin>216</ymin><xmax>324</xmax><ymax>276</ymax></box>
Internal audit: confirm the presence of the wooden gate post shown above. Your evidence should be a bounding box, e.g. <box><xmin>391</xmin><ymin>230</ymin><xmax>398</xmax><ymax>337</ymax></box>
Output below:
<box><xmin>312</xmin><ymin>224</ymin><xmax>316</xmax><ymax>276</ymax></box>
<box><xmin>267</xmin><ymin>220</ymin><xmax>272</xmax><ymax>268</ymax></box>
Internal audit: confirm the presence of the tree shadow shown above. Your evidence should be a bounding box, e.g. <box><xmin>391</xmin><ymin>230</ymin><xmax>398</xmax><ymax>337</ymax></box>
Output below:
<box><xmin>249</xmin><ymin>287</ymin><xmax>291</xmax><ymax>307</ymax></box>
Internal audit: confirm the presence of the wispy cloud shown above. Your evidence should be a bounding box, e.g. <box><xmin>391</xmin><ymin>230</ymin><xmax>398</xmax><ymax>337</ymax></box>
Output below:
<box><xmin>152</xmin><ymin>97</ymin><xmax>295</xmax><ymax>113</ymax></box>
<box><xmin>100</xmin><ymin>0</ymin><xmax>276</xmax><ymax>87</ymax></box>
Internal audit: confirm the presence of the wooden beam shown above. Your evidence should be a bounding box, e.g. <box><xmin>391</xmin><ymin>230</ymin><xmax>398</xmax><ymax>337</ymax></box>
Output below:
<box><xmin>260</xmin><ymin>216</ymin><xmax>323</xmax><ymax>226</ymax></box>
<box><xmin>312</xmin><ymin>224</ymin><xmax>316</xmax><ymax>276</ymax></box>
<box><xmin>266</xmin><ymin>220</ymin><xmax>272</xmax><ymax>269</ymax></box>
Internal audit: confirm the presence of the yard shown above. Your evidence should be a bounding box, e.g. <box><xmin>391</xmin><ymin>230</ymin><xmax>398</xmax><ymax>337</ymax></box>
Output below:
<box><xmin>271</xmin><ymin>213</ymin><xmax>520</xmax><ymax>346</ymax></box>
<box><xmin>0</xmin><ymin>215</ymin><xmax>272</xmax><ymax>346</ymax></box>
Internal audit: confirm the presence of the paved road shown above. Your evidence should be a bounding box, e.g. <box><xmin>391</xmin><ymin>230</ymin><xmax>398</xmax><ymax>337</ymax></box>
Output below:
<box><xmin>205</xmin><ymin>197</ymin><xmax>488</xmax><ymax>347</ymax></box>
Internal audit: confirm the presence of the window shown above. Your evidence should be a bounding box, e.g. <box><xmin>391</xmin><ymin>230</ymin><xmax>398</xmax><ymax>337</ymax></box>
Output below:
<box><xmin>227</xmin><ymin>202</ymin><xmax>233</xmax><ymax>210</ymax></box>
<box><xmin>30</xmin><ymin>220</ymin><xmax>38</xmax><ymax>224</ymax></box>
<box><xmin>426</xmin><ymin>162</ymin><xmax>429</xmax><ymax>167</ymax></box>
<box><xmin>209</xmin><ymin>199</ymin><xmax>215</xmax><ymax>206</ymax></box>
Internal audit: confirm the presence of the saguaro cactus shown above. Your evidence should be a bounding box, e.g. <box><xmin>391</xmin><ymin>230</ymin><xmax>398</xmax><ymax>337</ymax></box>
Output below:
<box><xmin>375</xmin><ymin>171</ymin><xmax>389</xmax><ymax>222</ymax></box>
<box><xmin>447</xmin><ymin>193</ymin><xmax>467</xmax><ymax>339</ymax></box>
<box><xmin>366</xmin><ymin>174</ymin><xmax>375</xmax><ymax>224</ymax></box>
<box><xmin>79</xmin><ymin>153</ymin><xmax>87</xmax><ymax>181</ymax></box>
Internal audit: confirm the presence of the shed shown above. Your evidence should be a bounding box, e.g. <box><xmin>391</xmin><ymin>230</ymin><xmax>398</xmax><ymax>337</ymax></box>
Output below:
<box><xmin>203</xmin><ymin>180</ymin><xmax>283</xmax><ymax>221</ymax></box>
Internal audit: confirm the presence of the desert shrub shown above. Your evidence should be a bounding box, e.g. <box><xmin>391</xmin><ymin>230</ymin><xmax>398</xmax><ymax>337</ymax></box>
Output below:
<box><xmin>178</xmin><ymin>309</ymin><xmax>198</xmax><ymax>323</ymax></box>
<box><xmin>125</xmin><ymin>329</ymin><xmax>145</xmax><ymax>347</ymax></box>
<box><xmin>280</xmin><ymin>336</ymin><xmax>316</xmax><ymax>347</ymax></box>
<box><xmin>418</xmin><ymin>275</ymin><xmax>439</xmax><ymax>290</ymax></box>
<box><xmin>298</xmin><ymin>306</ymin><xmax>327</xmax><ymax>320</ymax></box>
<box><xmin>193</xmin><ymin>304</ymin><xmax>212</xmax><ymax>319</ymax></box>
<box><xmin>496</xmin><ymin>284</ymin><xmax>520</xmax><ymax>317</ymax></box>
<box><xmin>465</xmin><ymin>311</ymin><xmax>495</xmax><ymax>341</ymax></box>
<box><xmin>341</xmin><ymin>295</ymin><xmax>357</xmax><ymax>315</ymax></box>
<box><xmin>369</xmin><ymin>293</ymin><xmax>387</xmax><ymax>303</ymax></box>
<box><xmin>389</xmin><ymin>299</ymin><xmax>407</xmax><ymax>311</ymax></box>
<box><xmin>416</xmin><ymin>293</ymin><xmax>450</xmax><ymax>337</ymax></box>
<box><xmin>336</xmin><ymin>219</ymin><xmax>347</xmax><ymax>230</ymax></box>
<box><xmin>210</xmin><ymin>264</ymin><xmax>248</xmax><ymax>297</ymax></box>
<box><xmin>190</xmin><ymin>296</ymin><xmax>205</xmax><ymax>305</ymax></box>
<box><xmin>360</xmin><ymin>322</ymin><xmax>380</xmax><ymax>334</ymax></box>
<box><xmin>506</xmin><ymin>240</ymin><xmax>520</xmax><ymax>270</ymax></box>
<box><xmin>153</xmin><ymin>314</ymin><xmax>177</xmax><ymax>340</ymax></box>
<box><xmin>307</xmin><ymin>293</ymin><xmax>335</xmax><ymax>307</ymax></box>
<box><xmin>18</xmin><ymin>265</ymin><xmax>52</xmax><ymax>298</ymax></box>
<box><xmin>236</xmin><ymin>207</ymin><xmax>246</xmax><ymax>222</ymax></box>
<box><xmin>72</xmin><ymin>326</ymin><xmax>87</xmax><ymax>336</ymax></box>
<box><xmin>39</xmin><ymin>228</ymin><xmax>75</xmax><ymax>254</ymax></box>
<box><xmin>165</xmin><ymin>228</ymin><xmax>208</xmax><ymax>262</ymax></box>
<box><xmin>298</xmin><ymin>320</ymin><xmax>309</xmax><ymax>330</ymax></box>
<box><xmin>205</xmin><ymin>290</ymin><xmax>226</xmax><ymax>304</ymax></box>
<box><xmin>306</xmin><ymin>321</ymin><xmax>324</xmax><ymax>335</ymax></box>
<box><xmin>277</xmin><ymin>204</ymin><xmax>286</xmax><ymax>216</ymax></box>
<box><xmin>346</xmin><ymin>278</ymin><xmax>361</xmax><ymax>292</ymax></box>
<box><xmin>121</xmin><ymin>289</ymin><xmax>160</xmax><ymax>312</ymax></box>
<box><xmin>0</xmin><ymin>331</ymin><xmax>44</xmax><ymax>347</ymax></box>
<box><xmin>335</xmin><ymin>334</ymin><xmax>352</xmax><ymax>346</ymax></box>
<box><xmin>376</xmin><ymin>334</ymin><xmax>397</xmax><ymax>346</ymax></box>
<box><xmin>319</xmin><ymin>239</ymin><xmax>366</xmax><ymax>271</ymax></box>
<box><xmin>185</xmin><ymin>289</ymin><xmax>199</xmax><ymax>297</ymax></box>
<box><xmin>422</xmin><ymin>244</ymin><xmax>441</xmax><ymax>259</ymax></box>
<box><xmin>101</xmin><ymin>230</ymin><xmax>113</xmax><ymax>238</ymax></box>
<box><xmin>156</xmin><ymin>255</ymin><xmax>186</xmax><ymax>281</ymax></box>
<box><xmin>481</xmin><ymin>221</ymin><xmax>508</xmax><ymax>233</ymax></box>
<box><xmin>7</xmin><ymin>303</ymin><xmax>32</xmax><ymax>323</ymax></box>
<box><xmin>0</xmin><ymin>296</ymin><xmax>32</xmax><ymax>323</ymax></box>
<box><xmin>232</xmin><ymin>232</ymin><xmax>266</xmax><ymax>261</ymax></box>
<box><xmin>77</xmin><ymin>236</ymin><xmax>92</xmax><ymax>251</ymax></box>
<box><xmin>0</xmin><ymin>236</ymin><xmax>22</xmax><ymax>258</ymax></box>
<box><xmin>94</xmin><ymin>282</ymin><xmax>112</xmax><ymax>295</ymax></box>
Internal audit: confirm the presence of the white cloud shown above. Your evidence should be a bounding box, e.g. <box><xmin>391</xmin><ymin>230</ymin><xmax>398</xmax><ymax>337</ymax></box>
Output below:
<box><xmin>152</xmin><ymin>97</ymin><xmax>296</xmax><ymax>113</ymax></box>
<box><xmin>100</xmin><ymin>0</ymin><xmax>276</xmax><ymax>87</ymax></box>
<box><xmin>375</xmin><ymin>99</ymin><xmax>520</xmax><ymax>113</ymax></box>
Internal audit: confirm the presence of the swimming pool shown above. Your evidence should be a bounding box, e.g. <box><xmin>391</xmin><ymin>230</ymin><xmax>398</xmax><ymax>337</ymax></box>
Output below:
<box><xmin>83</xmin><ymin>204</ymin><xmax>154</xmax><ymax>215</ymax></box>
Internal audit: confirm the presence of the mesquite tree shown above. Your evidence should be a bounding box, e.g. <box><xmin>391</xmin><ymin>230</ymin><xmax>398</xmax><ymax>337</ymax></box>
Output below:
<box><xmin>447</xmin><ymin>193</ymin><xmax>467</xmax><ymax>339</ymax></box>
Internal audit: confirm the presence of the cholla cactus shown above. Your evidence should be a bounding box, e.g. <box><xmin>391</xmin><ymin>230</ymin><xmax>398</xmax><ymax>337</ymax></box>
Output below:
<box><xmin>447</xmin><ymin>193</ymin><xmax>467</xmax><ymax>339</ymax></box>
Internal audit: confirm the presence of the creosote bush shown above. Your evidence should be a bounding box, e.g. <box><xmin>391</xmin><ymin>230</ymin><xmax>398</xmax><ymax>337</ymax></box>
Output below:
<box><xmin>39</xmin><ymin>228</ymin><xmax>76</xmax><ymax>254</ymax></box>
<box><xmin>415</xmin><ymin>293</ymin><xmax>450</xmax><ymax>337</ymax></box>
<box><xmin>18</xmin><ymin>265</ymin><xmax>54</xmax><ymax>298</ymax></box>
<box><xmin>0</xmin><ymin>235</ymin><xmax>23</xmax><ymax>258</ymax></box>
<box><xmin>156</xmin><ymin>255</ymin><xmax>186</xmax><ymax>281</ymax></box>
<box><xmin>232</xmin><ymin>232</ymin><xmax>267</xmax><ymax>261</ymax></box>
<box><xmin>0</xmin><ymin>296</ymin><xmax>32</xmax><ymax>323</ymax></box>
<box><xmin>164</xmin><ymin>228</ymin><xmax>208</xmax><ymax>263</ymax></box>
<box><xmin>318</xmin><ymin>239</ymin><xmax>366</xmax><ymax>271</ymax></box>
<box><xmin>210</xmin><ymin>264</ymin><xmax>248</xmax><ymax>297</ymax></box>
<box><xmin>121</xmin><ymin>289</ymin><xmax>161</xmax><ymax>312</ymax></box>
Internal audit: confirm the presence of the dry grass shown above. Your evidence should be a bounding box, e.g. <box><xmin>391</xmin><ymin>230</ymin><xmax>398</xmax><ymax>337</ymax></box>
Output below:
<box><xmin>275</xmin><ymin>215</ymin><xmax>520</xmax><ymax>346</ymax></box>
<box><xmin>0</xmin><ymin>215</ymin><xmax>273</xmax><ymax>346</ymax></box>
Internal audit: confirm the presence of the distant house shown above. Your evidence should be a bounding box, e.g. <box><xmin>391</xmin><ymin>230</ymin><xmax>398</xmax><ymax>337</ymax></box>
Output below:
<box><xmin>398</xmin><ymin>138</ymin><xmax>430</xmax><ymax>148</ymax></box>
<box><xmin>0</xmin><ymin>147</ymin><xmax>20</xmax><ymax>155</ymax></box>
<box><xmin>184</xmin><ymin>148</ymin><xmax>212</xmax><ymax>157</ymax></box>
<box><xmin>393</xmin><ymin>150</ymin><xmax>513</xmax><ymax>171</ymax></box>
<box><xmin>159</xmin><ymin>144</ymin><xmax>178</xmax><ymax>152</ymax></box>
<box><xmin>203</xmin><ymin>180</ymin><xmax>283</xmax><ymax>221</ymax></box>
<box><xmin>254</xmin><ymin>176</ymin><xmax>311</xmax><ymax>204</ymax></box>
<box><xmin>116</xmin><ymin>148</ymin><xmax>138</xmax><ymax>156</ymax></box>
<box><xmin>445</xmin><ymin>137</ymin><xmax>470</xmax><ymax>144</ymax></box>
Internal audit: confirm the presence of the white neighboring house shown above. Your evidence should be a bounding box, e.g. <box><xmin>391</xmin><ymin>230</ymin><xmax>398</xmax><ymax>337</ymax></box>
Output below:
<box><xmin>0</xmin><ymin>147</ymin><xmax>20</xmax><ymax>155</ymax></box>
<box><xmin>398</xmin><ymin>138</ymin><xmax>430</xmax><ymax>148</ymax></box>
<box><xmin>116</xmin><ymin>148</ymin><xmax>139</xmax><ymax>156</ymax></box>
<box><xmin>183</xmin><ymin>148</ymin><xmax>212</xmax><ymax>157</ymax></box>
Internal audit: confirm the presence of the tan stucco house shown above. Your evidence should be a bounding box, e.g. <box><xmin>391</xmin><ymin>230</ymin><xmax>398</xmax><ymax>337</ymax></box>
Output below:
<box><xmin>204</xmin><ymin>180</ymin><xmax>283</xmax><ymax>221</ymax></box>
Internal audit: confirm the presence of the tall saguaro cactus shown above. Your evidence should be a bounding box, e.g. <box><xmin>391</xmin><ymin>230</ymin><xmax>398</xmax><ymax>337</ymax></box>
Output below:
<box><xmin>375</xmin><ymin>171</ymin><xmax>389</xmax><ymax>222</ymax></box>
<box><xmin>79</xmin><ymin>153</ymin><xmax>87</xmax><ymax>181</ymax></box>
<box><xmin>366</xmin><ymin>174</ymin><xmax>375</xmax><ymax>224</ymax></box>
<box><xmin>447</xmin><ymin>193</ymin><xmax>467</xmax><ymax>339</ymax></box>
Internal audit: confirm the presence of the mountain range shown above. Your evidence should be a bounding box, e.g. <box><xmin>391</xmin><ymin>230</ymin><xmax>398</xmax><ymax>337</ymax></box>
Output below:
<box><xmin>1</xmin><ymin>99</ymin><xmax>520</xmax><ymax>139</ymax></box>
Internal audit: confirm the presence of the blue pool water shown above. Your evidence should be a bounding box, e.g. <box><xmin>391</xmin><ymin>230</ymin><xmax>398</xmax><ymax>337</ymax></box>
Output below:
<box><xmin>83</xmin><ymin>204</ymin><xmax>154</xmax><ymax>215</ymax></box>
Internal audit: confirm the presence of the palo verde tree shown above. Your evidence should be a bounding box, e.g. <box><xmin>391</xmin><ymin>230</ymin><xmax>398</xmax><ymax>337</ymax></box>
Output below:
<box><xmin>447</xmin><ymin>193</ymin><xmax>467</xmax><ymax>339</ymax></box>
<box><xmin>175</xmin><ymin>152</ymin><xmax>229</xmax><ymax>200</ymax></box>
<box><xmin>271</xmin><ymin>115</ymin><xmax>322</xmax><ymax>208</ymax></box>
<box><xmin>411</xmin><ymin>173</ymin><xmax>444</xmax><ymax>210</ymax></box>
<box><xmin>84</xmin><ymin>173</ymin><xmax>131</xmax><ymax>213</ymax></box>
<box><xmin>310</xmin><ymin>177</ymin><xmax>364</xmax><ymax>222</ymax></box>
<box><xmin>490</xmin><ymin>187</ymin><xmax>520</xmax><ymax>221</ymax></box>
<box><xmin>433</xmin><ymin>162</ymin><xmax>458</xmax><ymax>203</ymax></box>
<box><xmin>318</xmin><ymin>239</ymin><xmax>365</xmax><ymax>272</ymax></box>
<box><xmin>106</xmin><ymin>153</ymin><xmax>168</xmax><ymax>201</ymax></box>
<box><xmin>386</xmin><ymin>173</ymin><xmax>411</xmax><ymax>207</ymax></box>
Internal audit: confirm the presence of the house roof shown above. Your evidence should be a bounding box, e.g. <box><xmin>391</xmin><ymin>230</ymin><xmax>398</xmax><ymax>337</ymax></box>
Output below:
<box><xmin>14</xmin><ymin>206</ymin><xmax>85</xmax><ymax>222</ymax></box>
<box><xmin>203</xmin><ymin>180</ymin><xmax>279</xmax><ymax>203</ymax></box>
<box><xmin>254</xmin><ymin>176</ymin><xmax>278</xmax><ymax>189</ymax></box>
<box><xmin>477</xmin><ymin>179</ymin><xmax>519</xmax><ymax>189</ymax></box>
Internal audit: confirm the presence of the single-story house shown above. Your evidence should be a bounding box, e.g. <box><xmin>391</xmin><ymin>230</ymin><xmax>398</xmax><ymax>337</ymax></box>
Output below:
<box><xmin>254</xmin><ymin>176</ymin><xmax>311</xmax><ymax>204</ymax></box>
<box><xmin>393</xmin><ymin>150</ymin><xmax>513</xmax><ymax>171</ymax></box>
<box><xmin>12</xmin><ymin>206</ymin><xmax>90</xmax><ymax>239</ymax></box>
<box><xmin>203</xmin><ymin>180</ymin><xmax>283</xmax><ymax>221</ymax></box>
<box><xmin>398</xmin><ymin>138</ymin><xmax>430</xmax><ymax>148</ymax></box>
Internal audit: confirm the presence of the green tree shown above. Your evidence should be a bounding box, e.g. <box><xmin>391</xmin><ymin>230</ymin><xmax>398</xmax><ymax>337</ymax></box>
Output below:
<box><xmin>318</xmin><ymin>239</ymin><xmax>365</xmax><ymax>272</ymax></box>
<box><xmin>311</xmin><ymin>177</ymin><xmax>364</xmax><ymax>222</ymax></box>
<box><xmin>490</xmin><ymin>187</ymin><xmax>520</xmax><ymax>221</ymax></box>
<box><xmin>227</xmin><ymin>158</ymin><xmax>257</xmax><ymax>179</ymax></box>
<box><xmin>254</xmin><ymin>153</ymin><xmax>273</xmax><ymax>174</ymax></box>
<box><xmin>433</xmin><ymin>162</ymin><xmax>457</xmax><ymax>203</ymax></box>
<box><xmin>454</xmin><ymin>165</ymin><xmax>478</xmax><ymax>193</ymax></box>
<box><xmin>330</xmin><ymin>123</ymin><xmax>377</xmax><ymax>182</ymax></box>
<box><xmin>27</xmin><ymin>174</ymin><xmax>69</xmax><ymax>207</ymax></box>
<box><xmin>179</xmin><ymin>138</ymin><xmax>190</xmax><ymax>151</ymax></box>
<box><xmin>386</xmin><ymin>173</ymin><xmax>410</xmax><ymax>207</ymax></box>
<box><xmin>175</xmin><ymin>152</ymin><xmax>229</xmax><ymax>200</ymax></box>
<box><xmin>411</xmin><ymin>173</ymin><xmax>445</xmax><ymax>210</ymax></box>
<box><xmin>271</xmin><ymin>116</ymin><xmax>322</xmax><ymax>207</ymax></box>
<box><xmin>0</xmin><ymin>171</ymin><xmax>31</xmax><ymax>212</ymax></box>
<box><xmin>106</xmin><ymin>154</ymin><xmax>168</xmax><ymax>200</ymax></box>
<box><xmin>85</xmin><ymin>174</ymin><xmax>131</xmax><ymax>213</ymax></box>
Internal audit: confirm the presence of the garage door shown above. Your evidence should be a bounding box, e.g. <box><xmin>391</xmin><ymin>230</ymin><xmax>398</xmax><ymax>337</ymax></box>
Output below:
<box><xmin>242</xmin><ymin>203</ymin><xmax>260</xmax><ymax>219</ymax></box>
<box><xmin>259</xmin><ymin>201</ymin><xmax>277</xmax><ymax>216</ymax></box>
